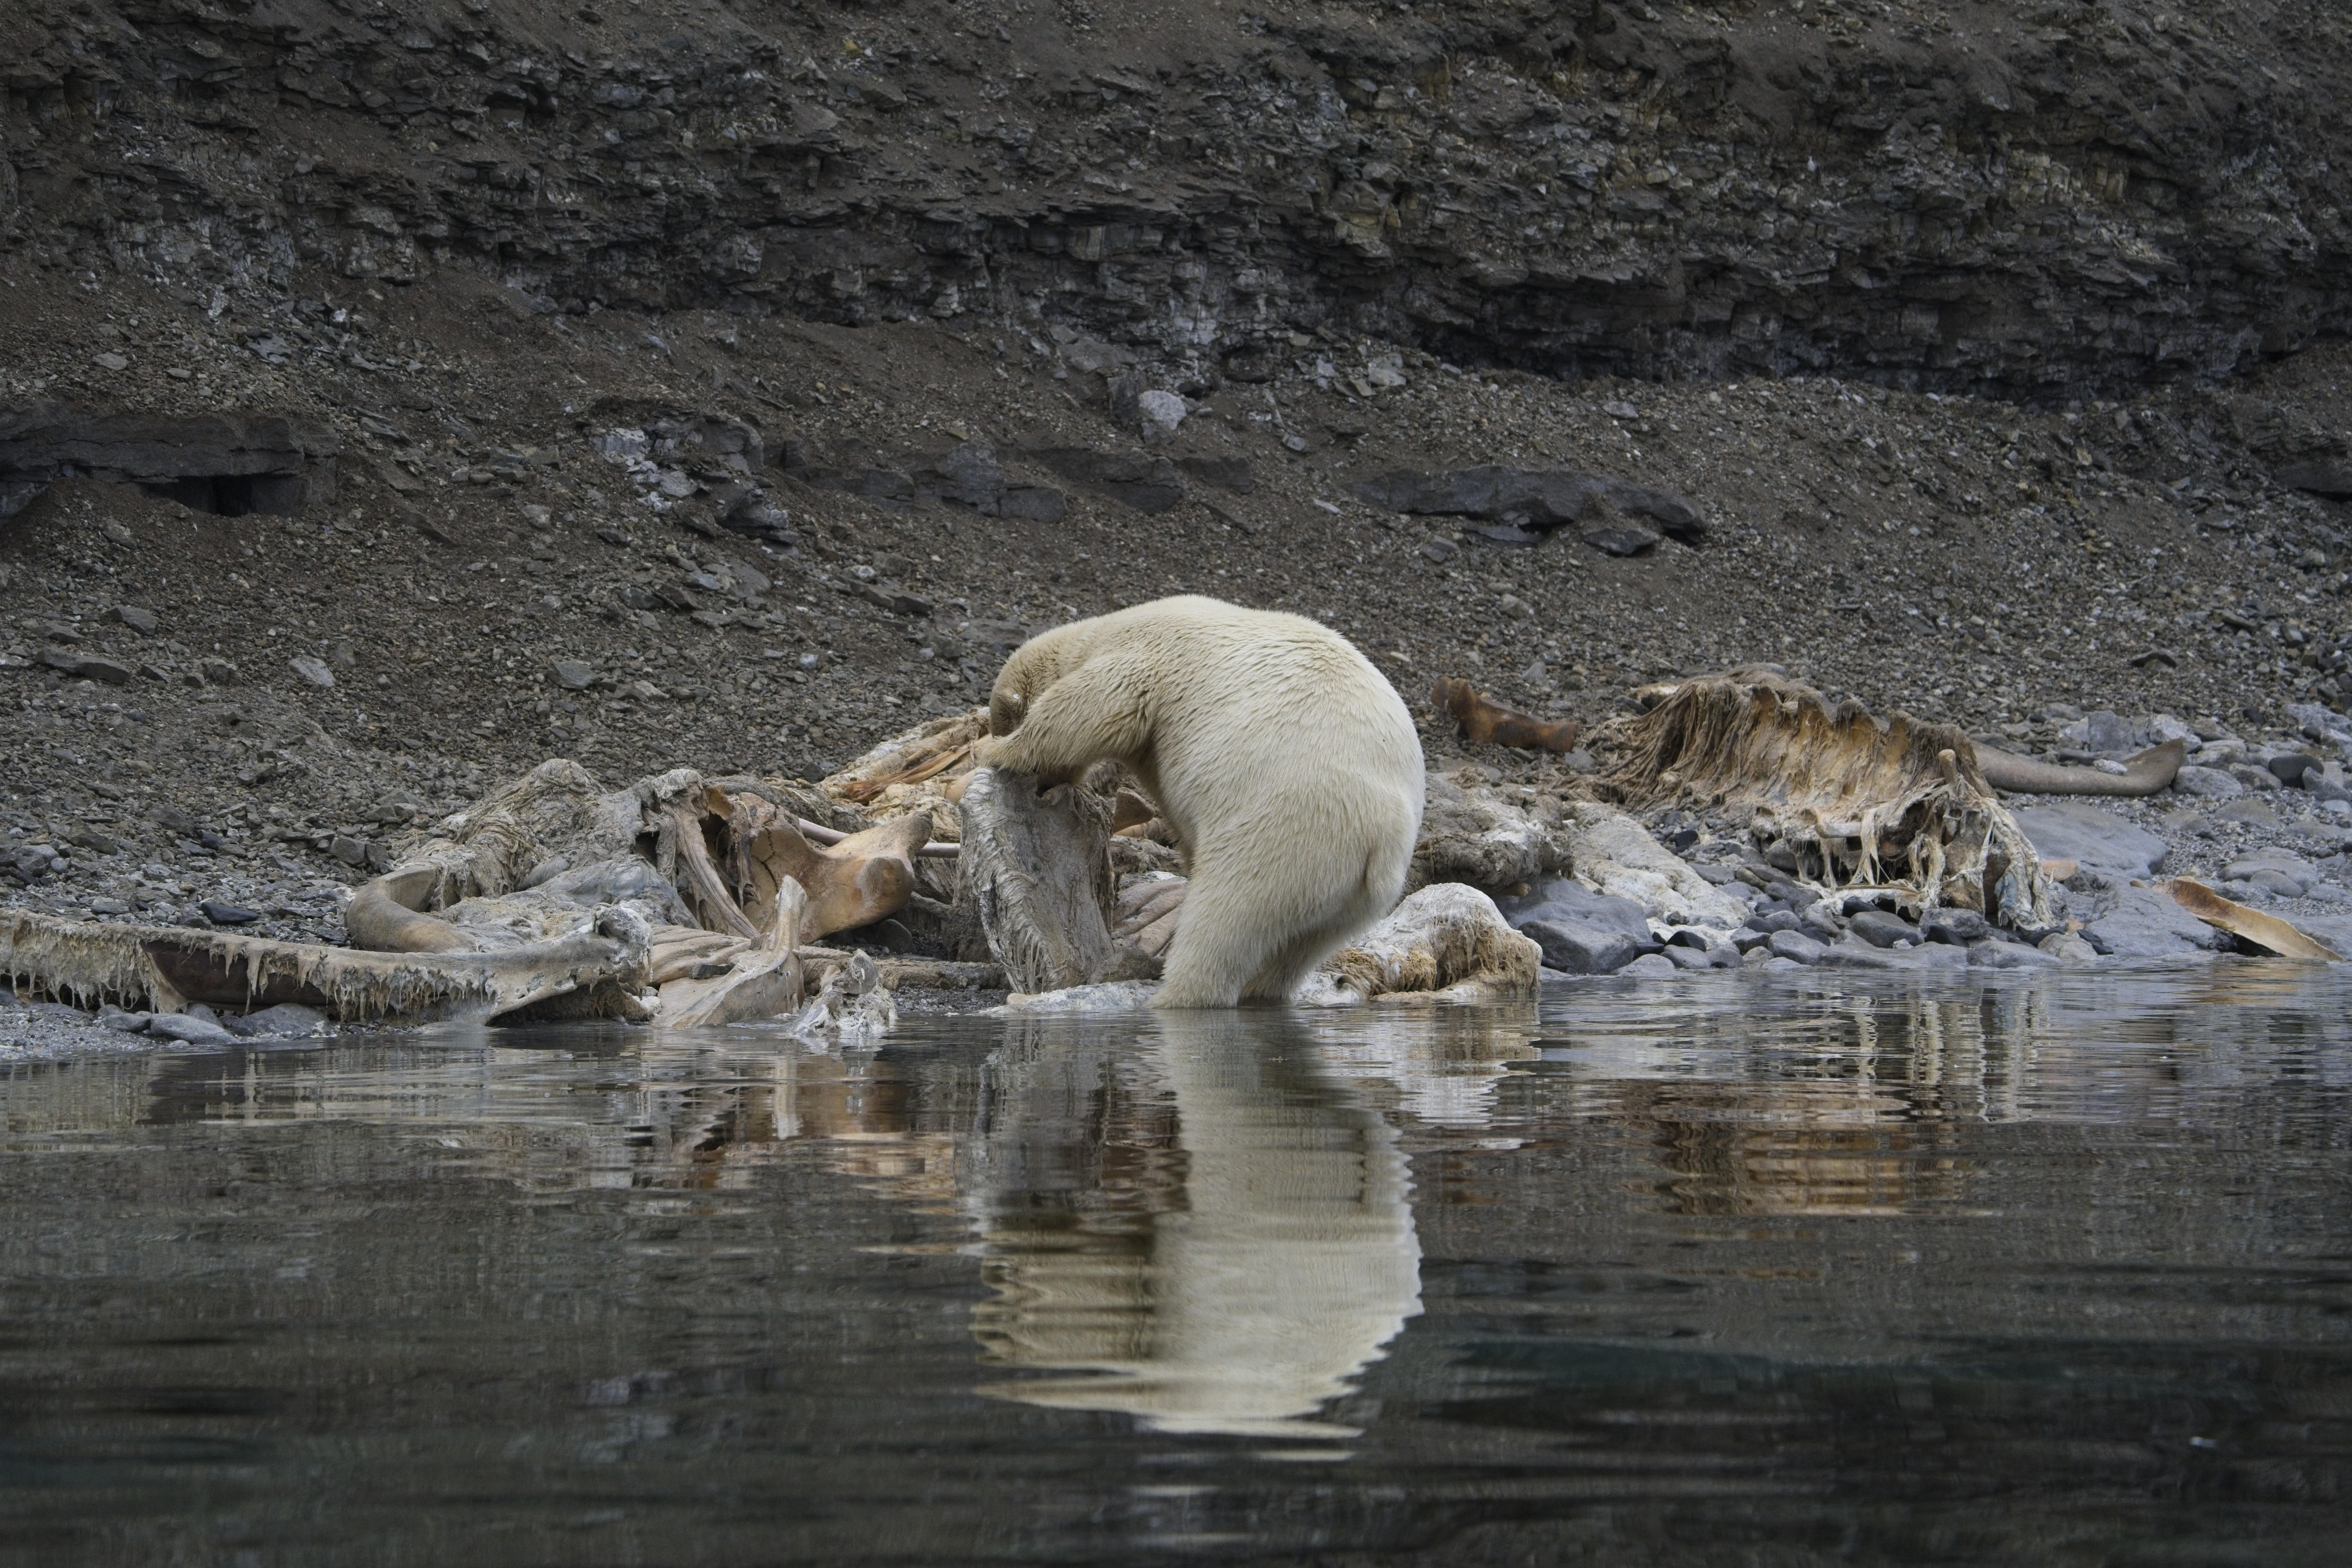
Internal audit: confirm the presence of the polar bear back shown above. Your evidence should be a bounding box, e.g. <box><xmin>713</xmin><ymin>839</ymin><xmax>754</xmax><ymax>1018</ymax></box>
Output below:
<box><xmin>991</xmin><ymin>596</ymin><xmax>1421</xmax><ymax>852</ymax></box>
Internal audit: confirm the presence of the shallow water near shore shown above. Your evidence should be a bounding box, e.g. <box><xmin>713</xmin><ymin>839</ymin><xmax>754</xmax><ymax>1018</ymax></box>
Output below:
<box><xmin>2</xmin><ymin>966</ymin><xmax>2348</xmax><ymax>1566</ymax></box>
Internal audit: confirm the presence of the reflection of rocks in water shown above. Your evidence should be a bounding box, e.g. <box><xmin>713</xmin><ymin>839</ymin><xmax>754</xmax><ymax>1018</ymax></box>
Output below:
<box><xmin>1530</xmin><ymin>982</ymin><xmax>2348</xmax><ymax>1219</ymax></box>
<box><xmin>133</xmin><ymin>1036</ymin><xmax>817</xmax><ymax>1193</ymax></box>
<box><xmin>1637</xmin><ymin>1083</ymin><xmax>1977</xmax><ymax>1218</ymax></box>
<box><xmin>970</xmin><ymin>1012</ymin><xmax>1422</xmax><ymax>1439</ymax></box>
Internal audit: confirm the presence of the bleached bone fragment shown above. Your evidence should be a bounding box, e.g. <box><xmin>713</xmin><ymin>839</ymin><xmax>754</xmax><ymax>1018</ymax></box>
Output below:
<box><xmin>647</xmin><ymin>925</ymin><xmax>749</xmax><ymax>985</ymax></box>
<box><xmin>1305</xmin><ymin>883</ymin><xmax>1542</xmax><ymax>1004</ymax></box>
<box><xmin>659</xmin><ymin>877</ymin><xmax>808</xmax><ymax>1028</ymax></box>
<box><xmin>2164</xmin><ymin>879</ymin><xmax>2341</xmax><ymax>961</ymax></box>
<box><xmin>957</xmin><ymin>767</ymin><xmax>1138</xmax><ymax>993</ymax></box>
<box><xmin>1</xmin><ymin>907</ymin><xmax>649</xmax><ymax>1023</ymax></box>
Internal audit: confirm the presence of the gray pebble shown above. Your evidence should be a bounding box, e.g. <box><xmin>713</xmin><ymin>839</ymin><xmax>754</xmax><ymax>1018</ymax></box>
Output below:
<box><xmin>2038</xmin><ymin>932</ymin><xmax>2101</xmax><ymax>964</ymax></box>
<box><xmin>228</xmin><ymin>1002</ymin><xmax>330</xmax><ymax>1038</ymax></box>
<box><xmin>1969</xmin><ymin>940</ymin><xmax>2059</xmax><ymax>969</ymax></box>
<box><xmin>1523</xmin><ymin>918</ymin><xmax>1650</xmax><ymax>975</ymax></box>
<box><xmin>2227</xmin><ymin>764</ymin><xmax>2282</xmax><ymax>793</ymax></box>
<box><xmin>1920</xmin><ymin>908</ymin><xmax>1991</xmax><ymax>945</ymax></box>
<box><xmin>145</xmin><ymin>1012</ymin><xmax>239</xmax><ymax>1045</ymax></box>
<box><xmin>1847</xmin><ymin>909</ymin><xmax>1918</xmax><ymax>948</ymax></box>
<box><xmin>1767</xmin><ymin>930</ymin><xmax>1827</xmax><ymax>965</ymax></box>
<box><xmin>2269</xmin><ymin>753</ymin><xmax>2322</xmax><ymax>786</ymax></box>
<box><xmin>2174</xmin><ymin>765</ymin><xmax>2246</xmax><ymax>799</ymax></box>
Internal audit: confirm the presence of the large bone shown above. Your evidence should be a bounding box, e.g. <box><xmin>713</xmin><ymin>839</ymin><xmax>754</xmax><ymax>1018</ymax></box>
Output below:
<box><xmin>1432</xmin><ymin>677</ymin><xmax>1580</xmax><ymax>752</ymax></box>
<box><xmin>724</xmin><ymin>790</ymin><xmax>933</xmax><ymax>941</ymax></box>
<box><xmin>346</xmin><ymin>866</ymin><xmax>477</xmax><ymax>953</ymax></box>
<box><xmin>658</xmin><ymin>876</ymin><xmax>809</xmax><ymax>1027</ymax></box>
<box><xmin>956</xmin><ymin>767</ymin><xmax>1128</xmax><ymax>993</ymax></box>
<box><xmin>1</xmin><ymin>906</ymin><xmax>649</xmax><ymax>1022</ymax></box>
<box><xmin>2164</xmin><ymin>878</ymin><xmax>2341</xmax><ymax>961</ymax></box>
<box><xmin>1977</xmin><ymin>739</ymin><xmax>2187</xmax><ymax>797</ymax></box>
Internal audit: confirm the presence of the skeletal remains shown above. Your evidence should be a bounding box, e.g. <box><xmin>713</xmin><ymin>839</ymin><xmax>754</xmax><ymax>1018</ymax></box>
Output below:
<box><xmin>1</xmin><ymin>671</ymin><xmax>2328</xmax><ymax>1029</ymax></box>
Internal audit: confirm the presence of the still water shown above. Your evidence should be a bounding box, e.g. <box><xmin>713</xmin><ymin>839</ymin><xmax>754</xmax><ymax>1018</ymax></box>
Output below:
<box><xmin>2</xmin><ymin>968</ymin><xmax>2349</xmax><ymax>1565</ymax></box>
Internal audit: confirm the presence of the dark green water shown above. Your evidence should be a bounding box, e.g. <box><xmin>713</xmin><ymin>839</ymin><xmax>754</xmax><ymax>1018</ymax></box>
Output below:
<box><xmin>2</xmin><ymin>967</ymin><xmax>2348</xmax><ymax>1565</ymax></box>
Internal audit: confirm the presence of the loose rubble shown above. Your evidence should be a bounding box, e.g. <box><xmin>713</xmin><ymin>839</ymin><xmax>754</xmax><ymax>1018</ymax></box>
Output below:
<box><xmin>8</xmin><ymin>4</ymin><xmax>2352</xmax><ymax>1048</ymax></box>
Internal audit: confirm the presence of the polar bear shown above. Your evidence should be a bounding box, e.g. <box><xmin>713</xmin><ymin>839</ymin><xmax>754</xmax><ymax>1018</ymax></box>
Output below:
<box><xmin>978</xmin><ymin>596</ymin><xmax>1424</xmax><ymax>1007</ymax></box>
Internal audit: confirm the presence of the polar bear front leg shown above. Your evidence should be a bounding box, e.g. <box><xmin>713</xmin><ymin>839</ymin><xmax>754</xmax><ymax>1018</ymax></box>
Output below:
<box><xmin>980</xmin><ymin>653</ymin><xmax>1154</xmax><ymax>785</ymax></box>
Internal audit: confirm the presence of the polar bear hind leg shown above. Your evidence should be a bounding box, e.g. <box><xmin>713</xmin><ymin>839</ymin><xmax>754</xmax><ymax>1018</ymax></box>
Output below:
<box><xmin>1153</xmin><ymin>841</ymin><xmax>1403</xmax><ymax>1008</ymax></box>
<box><xmin>1150</xmin><ymin>869</ymin><xmax>1283</xmax><ymax>1008</ymax></box>
<box><xmin>1238</xmin><ymin>837</ymin><xmax>1410</xmax><ymax>1001</ymax></box>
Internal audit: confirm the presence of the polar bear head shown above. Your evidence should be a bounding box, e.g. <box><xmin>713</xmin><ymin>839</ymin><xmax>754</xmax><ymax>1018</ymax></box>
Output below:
<box><xmin>985</xmin><ymin>617</ymin><xmax>1101</xmax><ymax>740</ymax></box>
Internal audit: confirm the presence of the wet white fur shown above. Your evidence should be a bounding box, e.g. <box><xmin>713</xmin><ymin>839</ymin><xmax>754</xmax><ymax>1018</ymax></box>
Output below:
<box><xmin>979</xmin><ymin>596</ymin><xmax>1424</xmax><ymax>1007</ymax></box>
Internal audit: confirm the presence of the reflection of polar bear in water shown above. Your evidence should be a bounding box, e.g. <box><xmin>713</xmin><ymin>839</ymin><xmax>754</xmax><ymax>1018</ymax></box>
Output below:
<box><xmin>978</xmin><ymin>596</ymin><xmax>1424</xmax><ymax>1008</ymax></box>
<box><xmin>972</xmin><ymin>1012</ymin><xmax>1423</xmax><ymax>1439</ymax></box>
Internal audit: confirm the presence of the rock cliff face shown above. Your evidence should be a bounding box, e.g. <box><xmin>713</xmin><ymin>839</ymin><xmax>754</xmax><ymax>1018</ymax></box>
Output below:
<box><xmin>4</xmin><ymin>1</ymin><xmax>2347</xmax><ymax>402</ymax></box>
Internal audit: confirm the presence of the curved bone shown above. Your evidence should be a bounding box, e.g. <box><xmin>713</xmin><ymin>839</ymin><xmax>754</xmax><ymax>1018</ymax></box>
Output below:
<box><xmin>2164</xmin><ymin>878</ymin><xmax>2342</xmax><ymax>961</ymax></box>
<box><xmin>732</xmin><ymin>801</ymin><xmax>934</xmax><ymax>941</ymax></box>
<box><xmin>1432</xmin><ymin>677</ymin><xmax>1580</xmax><ymax>752</ymax></box>
<box><xmin>671</xmin><ymin>801</ymin><xmax>762</xmax><ymax>939</ymax></box>
<box><xmin>346</xmin><ymin>866</ymin><xmax>476</xmax><ymax>953</ymax></box>
<box><xmin>793</xmin><ymin>816</ymin><xmax>962</xmax><ymax>858</ymax></box>
<box><xmin>1976</xmin><ymin>739</ymin><xmax>2187</xmax><ymax>796</ymax></box>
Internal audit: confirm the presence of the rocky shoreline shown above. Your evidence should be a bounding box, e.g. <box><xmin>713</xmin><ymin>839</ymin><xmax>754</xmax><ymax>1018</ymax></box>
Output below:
<box><xmin>12</xmin><ymin>685</ymin><xmax>2352</xmax><ymax>1059</ymax></box>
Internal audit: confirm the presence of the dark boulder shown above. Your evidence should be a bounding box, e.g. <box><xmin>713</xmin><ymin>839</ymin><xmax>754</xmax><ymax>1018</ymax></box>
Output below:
<box><xmin>1525</xmin><ymin>919</ymin><xmax>1648</xmax><ymax>975</ymax></box>
<box><xmin>1347</xmin><ymin>465</ymin><xmax>1705</xmax><ymax>543</ymax></box>
<box><xmin>0</xmin><ymin>408</ymin><xmax>339</xmax><ymax>519</ymax></box>
<box><xmin>2276</xmin><ymin>460</ymin><xmax>2352</xmax><ymax>498</ymax></box>
<box><xmin>1026</xmin><ymin>446</ymin><xmax>1186</xmax><ymax>513</ymax></box>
